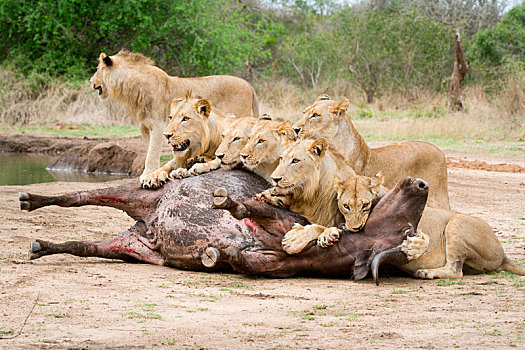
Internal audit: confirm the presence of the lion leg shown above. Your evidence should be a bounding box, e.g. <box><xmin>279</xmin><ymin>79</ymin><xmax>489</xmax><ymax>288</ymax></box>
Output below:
<box><xmin>140</xmin><ymin>124</ymin><xmax>164</xmax><ymax>183</ymax></box>
<box><xmin>282</xmin><ymin>224</ymin><xmax>327</xmax><ymax>254</ymax></box>
<box><xmin>415</xmin><ymin>217</ymin><xmax>465</xmax><ymax>279</ymax></box>
<box><xmin>401</xmin><ymin>229</ymin><xmax>430</xmax><ymax>261</ymax></box>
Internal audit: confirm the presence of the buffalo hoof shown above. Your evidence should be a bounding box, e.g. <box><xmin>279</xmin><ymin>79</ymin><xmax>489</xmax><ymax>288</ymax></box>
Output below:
<box><xmin>28</xmin><ymin>240</ymin><xmax>45</xmax><ymax>260</ymax></box>
<box><xmin>212</xmin><ymin>188</ymin><xmax>232</xmax><ymax>209</ymax></box>
<box><xmin>19</xmin><ymin>192</ymin><xmax>31</xmax><ymax>211</ymax></box>
<box><xmin>201</xmin><ymin>247</ymin><xmax>220</xmax><ymax>268</ymax></box>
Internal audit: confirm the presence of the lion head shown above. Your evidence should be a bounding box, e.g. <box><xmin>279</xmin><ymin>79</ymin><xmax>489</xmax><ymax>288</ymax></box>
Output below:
<box><xmin>333</xmin><ymin>172</ymin><xmax>387</xmax><ymax>232</ymax></box>
<box><xmin>163</xmin><ymin>93</ymin><xmax>213</xmax><ymax>159</ymax></box>
<box><xmin>214</xmin><ymin>117</ymin><xmax>258</xmax><ymax>170</ymax></box>
<box><xmin>292</xmin><ymin>95</ymin><xmax>350</xmax><ymax>139</ymax></box>
<box><xmin>89</xmin><ymin>50</ymin><xmax>155</xmax><ymax>100</ymax></box>
<box><xmin>240</xmin><ymin>120</ymin><xmax>296</xmax><ymax>171</ymax></box>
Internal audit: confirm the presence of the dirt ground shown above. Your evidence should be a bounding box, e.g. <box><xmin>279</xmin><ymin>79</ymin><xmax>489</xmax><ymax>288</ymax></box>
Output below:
<box><xmin>1</xmin><ymin>152</ymin><xmax>524</xmax><ymax>349</ymax></box>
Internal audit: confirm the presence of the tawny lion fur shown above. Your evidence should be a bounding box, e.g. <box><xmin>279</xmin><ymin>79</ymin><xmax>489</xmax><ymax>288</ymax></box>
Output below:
<box><xmin>89</xmin><ymin>50</ymin><xmax>259</xmax><ymax>182</ymax></box>
<box><xmin>333</xmin><ymin>174</ymin><xmax>525</xmax><ymax>279</ymax></box>
<box><xmin>141</xmin><ymin>93</ymin><xmax>231</xmax><ymax>189</ymax></box>
<box><xmin>240</xmin><ymin>120</ymin><xmax>297</xmax><ymax>183</ymax></box>
<box><xmin>293</xmin><ymin>95</ymin><xmax>450</xmax><ymax>209</ymax></box>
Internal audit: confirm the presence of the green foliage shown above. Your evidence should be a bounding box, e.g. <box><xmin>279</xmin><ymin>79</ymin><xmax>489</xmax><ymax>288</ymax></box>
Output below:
<box><xmin>0</xmin><ymin>0</ymin><xmax>267</xmax><ymax>78</ymax></box>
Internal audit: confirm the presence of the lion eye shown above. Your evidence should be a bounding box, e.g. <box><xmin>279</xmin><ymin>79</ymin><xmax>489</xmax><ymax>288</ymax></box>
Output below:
<box><xmin>257</xmin><ymin>139</ymin><xmax>265</xmax><ymax>144</ymax></box>
<box><xmin>291</xmin><ymin>158</ymin><xmax>300</xmax><ymax>164</ymax></box>
<box><xmin>182</xmin><ymin>116</ymin><xmax>190</xmax><ymax>122</ymax></box>
<box><xmin>343</xmin><ymin>204</ymin><xmax>350</xmax><ymax>211</ymax></box>
<box><xmin>232</xmin><ymin>137</ymin><xmax>240</xmax><ymax>142</ymax></box>
<box><xmin>168</xmin><ymin>115</ymin><xmax>173</xmax><ymax>120</ymax></box>
<box><xmin>310</xmin><ymin>113</ymin><xmax>320</xmax><ymax>119</ymax></box>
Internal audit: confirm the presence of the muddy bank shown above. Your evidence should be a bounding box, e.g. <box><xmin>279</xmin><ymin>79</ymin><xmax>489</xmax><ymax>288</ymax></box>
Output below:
<box><xmin>0</xmin><ymin>134</ymin><xmax>145</xmax><ymax>176</ymax></box>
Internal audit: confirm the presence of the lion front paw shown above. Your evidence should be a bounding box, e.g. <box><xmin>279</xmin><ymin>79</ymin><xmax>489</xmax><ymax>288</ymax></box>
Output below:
<box><xmin>141</xmin><ymin>169</ymin><xmax>169</xmax><ymax>189</ymax></box>
<box><xmin>401</xmin><ymin>229</ymin><xmax>429</xmax><ymax>261</ymax></box>
<box><xmin>188</xmin><ymin>162</ymin><xmax>210</xmax><ymax>176</ymax></box>
<box><xmin>317</xmin><ymin>227</ymin><xmax>341</xmax><ymax>248</ymax></box>
<box><xmin>170</xmin><ymin>167</ymin><xmax>190</xmax><ymax>179</ymax></box>
<box><xmin>414</xmin><ymin>267</ymin><xmax>462</xmax><ymax>280</ymax></box>
<box><xmin>282</xmin><ymin>223</ymin><xmax>324</xmax><ymax>255</ymax></box>
<box><xmin>254</xmin><ymin>189</ymin><xmax>291</xmax><ymax>208</ymax></box>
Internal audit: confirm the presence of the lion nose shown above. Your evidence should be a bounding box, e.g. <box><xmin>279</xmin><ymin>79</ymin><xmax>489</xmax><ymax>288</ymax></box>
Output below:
<box><xmin>163</xmin><ymin>133</ymin><xmax>173</xmax><ymax>140</ymax></box>
<box><xmin>293</xmin><ymin>127</ymin><xmax>302</xmax><ymax>135</ymax></box>
<box><xmin>272</xmin><ymin>177</ymin><xmax>282</xmax><ymax>184</ymax></box>
<box><xmin>415</xmin><ymin>178</ymin><xmax>428</xmax><ymax>191</ymax></box>
<box><xmin>240</xmin><ymin>154</ymin><xmax>248</xmax><ymax>160</ymax></box>
<box><xmin>216</xmin><ymin>153</ymin><xmax>225</xmax><ymax>159</ymax></box>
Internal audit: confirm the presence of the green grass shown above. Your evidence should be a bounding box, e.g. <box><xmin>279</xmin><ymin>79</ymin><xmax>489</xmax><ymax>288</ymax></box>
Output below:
<box><xmin>1</xmin><ymin>124</ymin><xmax>140</xmax><ymax>138</ymax></box>
<box><xmin>437</xmin><ymin>279</ymin><xmax>464</xmax><ymax>286</ymax></box>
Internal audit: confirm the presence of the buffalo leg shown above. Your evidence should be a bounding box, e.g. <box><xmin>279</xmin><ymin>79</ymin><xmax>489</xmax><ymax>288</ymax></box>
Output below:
<box><xmin>19</xmin><ymin>183</ymin><xmax>160</xmax><ymax>220</ymax></box>
<box><xmin>29</xmin><ymin>223</ymin><xmax>165</xmax><ymax>265</ymax></box>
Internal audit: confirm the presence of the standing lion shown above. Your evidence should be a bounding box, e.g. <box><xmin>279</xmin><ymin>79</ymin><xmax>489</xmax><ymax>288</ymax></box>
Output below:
<box><xmin>89</xmin><ymin>50</ymin><xmax>259</xmax><ymax>183</ymax></box>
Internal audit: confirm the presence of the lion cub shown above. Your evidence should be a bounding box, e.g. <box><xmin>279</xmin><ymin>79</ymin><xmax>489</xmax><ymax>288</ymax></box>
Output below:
<box><xmin>141</xmin><ymin>94</ymin><xmax>230</xmax><ymax>189</ymax></box>
<box><xmin>334</xmin><ymin>173</ymin><xmax>525</xmax><ymax>279</ymax></box>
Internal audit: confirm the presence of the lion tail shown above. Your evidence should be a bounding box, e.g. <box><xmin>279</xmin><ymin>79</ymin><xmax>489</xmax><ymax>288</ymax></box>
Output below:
<box><xmin>250</xmin><ymin>84</ymin><xmax>260</xmax><ymax>118</ymax></box>
<box><xmin>499</xmin><ymin>256</ymin><xmax>525</xmax><ymax>276</ymax></box>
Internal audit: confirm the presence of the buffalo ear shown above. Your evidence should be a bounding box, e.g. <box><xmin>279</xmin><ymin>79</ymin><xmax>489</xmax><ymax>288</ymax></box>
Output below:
<box><xmin>99</xmin><ymin>53</ymin><xmax>112</xmax><ymax>67</ymax></box>
<box><xmin>277</xmin><ymin>120</ymin><xmax>296</xmax><ymax>141</ymax></box>
<box><xmin>329</xmin><ymin>98</ymin><xmax>350</xmax><ymax>118</ymax></box>
<box><xmin>309</xmin><ymin>137</ymin><xmax>328</xmax><ymax>158</ymax></box>
<box><xmin>315</xmin><ymin>94</ymin><xmax>331</xmax><ymax>102</ymax></box>
<box><xmin>194</xmin><ymin>99</ymin><xmax>211</xmax><ymax>118</ymax></box>
<box><xmin>353</xmin><ymin>249</ymin><xmax>373</xmax><ymax>281</ymax></box>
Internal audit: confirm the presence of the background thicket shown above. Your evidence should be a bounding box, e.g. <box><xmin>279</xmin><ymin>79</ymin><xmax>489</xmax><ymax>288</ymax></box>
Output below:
<box><xmin>0</xmin><ymin>0</ymin><xmax>523</xmax><ymax>140</ymax></box>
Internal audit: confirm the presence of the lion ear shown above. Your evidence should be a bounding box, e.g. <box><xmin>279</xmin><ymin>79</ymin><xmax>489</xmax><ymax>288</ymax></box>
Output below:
<box><xmin>315</xmin><ymin>94</ymin><xmax>331</xmax><ymax>102</ymax></box>
<box><xmin>309</xmin><ymin>138</ymin><xmax>328</xmax><ymax>158</ymax></box>
<box><xmin>277</xmin><ymin>120</ymin><xmax>296</xmax><ymax>141</ymax></box>
<box><xmin>99</xmin><ymin>53</ymin><xmax>112</xmax><ymax>67</ymax></box>
<box><xmin>194</xmin><ymin>99</ymin><xmax>211</xmax><ymax>118</ymax></box>
<box><xmin>329</xmin><ymin>98</ymin><xmax>350</xmax><ymax>118</ymax></box>
<box><xmin>260</xmin><ymin>113</ymin><xmax>272</xmax><ymax>121</ymax></box>
<box><xmin>370</xmin><ymin>172</ymin><xmax>384</xmax><ymax>194</ymax></box>
<box><xmin>333</xmin><ymin>176</ymin><xmax>344</xmax><ymax>200</ymax></box>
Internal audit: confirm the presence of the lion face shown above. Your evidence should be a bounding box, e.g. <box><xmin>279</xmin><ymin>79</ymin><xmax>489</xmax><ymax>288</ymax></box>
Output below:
<box><xmin>89</xmin><ymin>53</ymin><xmax>112</xmax><ymax>99</ymax></box>
<box><xmin>333</xmin><ymin>173</ymin><xmax>384</xmax><ymax>232</ymax></box>
<box><xmin>293</xmin><ymin>95</ymin><xmax>350</xmax><ymax>139</ymax></box>
<box><xmin>270</xmin><ymin>138</ymin><xmax>329</xmax><ymax>196</ymax></box>
<box><xmin>163</xmin><ymin>96</ymin><xmax>212</xmax><ymax>157</ymax></box>
<box><xmin>215</xmin><ymin>117</ymin><xmax>257</xmax><ymax>170</ymax></box>
<box><xmin>240</xmin><ymin>120</ymin><xmax>296</xmax><ymax>170</ymax></box>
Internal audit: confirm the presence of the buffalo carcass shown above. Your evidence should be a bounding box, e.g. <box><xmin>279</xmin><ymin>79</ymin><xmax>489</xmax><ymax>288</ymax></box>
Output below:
<box><xmin>19</xmin><ymin>170</ymin><xmax>428</xmax><ymax>280</ymax></box>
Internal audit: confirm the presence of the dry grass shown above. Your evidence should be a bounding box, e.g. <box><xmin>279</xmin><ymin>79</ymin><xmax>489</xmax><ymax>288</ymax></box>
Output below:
<box><xmin>0</xmin><ymin>67</ymin><xmax>523</xmax><ymax>141</ymax></box>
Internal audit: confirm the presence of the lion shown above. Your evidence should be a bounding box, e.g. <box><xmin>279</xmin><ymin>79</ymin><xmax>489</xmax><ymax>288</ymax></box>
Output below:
<box><xmin>239</xmin><ymin>119</ymin><xmax>297</xmax><ymax>183</ymax></box>
<box><xmin>332</xmin><ymin>173</ymin><xmax>525</xmax><ymax>279</ymax></box>
<box><xmin>89</xmin><ymin>50</ymin><xmax>259</xmax><ymax>183</ymax></box>
<box><xmin>141</xmin><ymin>93</ymin><xmax>231</xmax><ymax>188</ymax></box>
<box><xmin>255</xmin><ymin>138</ymin><xmax>357</xmax><ymax>254</ymax></box>
<box><xmin>293</xmin><ymin>95</ymin><xmax>450</xmax><ymax>209</ymax></box>
<box><xmin>169</xmin><ymin>114</ymin><xmax>277</xmax><ymax>178</ymax></box>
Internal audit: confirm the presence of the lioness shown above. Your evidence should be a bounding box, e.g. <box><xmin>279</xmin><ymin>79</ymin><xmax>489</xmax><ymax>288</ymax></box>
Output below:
<box><xmin>89</xmin><ymin>50</ymin><xmax>259</xmax><ymax>183</ymax></box>
<box><xmin>293</xmin><ymin>95</ymin><xmax>450</xmax><ymax>209</ymax></box>
<box><xmin>240</xmin><ymin>120</ymin><xmax>297</xmax><ymax>183</ymax></box>
<box><xmin>333</xmin><ymin>174</ymin><xmax>525</xmax><ymax>279</ymax></box>
<box><xmin>141</xmin><ymin>94</ymin><xmax>230</xmax><ymax>189</ymax></box>
<box><xmin>256</xmin><ymin>138</ymin><xmax>357</xmax><ymax>254</ymax></box>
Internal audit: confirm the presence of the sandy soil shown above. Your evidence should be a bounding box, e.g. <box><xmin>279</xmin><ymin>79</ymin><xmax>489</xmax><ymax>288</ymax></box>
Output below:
<box><xmin>1</xmin><ymin>154</ymin><xmax>524</xmax><ymax>349</ymax></box>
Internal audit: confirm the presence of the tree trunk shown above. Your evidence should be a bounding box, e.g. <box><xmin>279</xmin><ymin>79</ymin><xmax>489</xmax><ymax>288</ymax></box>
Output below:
<box><xmin>449</xmin><ymin>29</ymin><xmax>469</xmax><ymax>111</ymax></box>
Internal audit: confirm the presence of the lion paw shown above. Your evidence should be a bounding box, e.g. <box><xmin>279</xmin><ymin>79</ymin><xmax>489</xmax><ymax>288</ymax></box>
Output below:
<box><xmin>401</xmin><ymin>229</ymin><xmax>429</xmax><ymax>261</ymax></box>
<box><xmin>317</xmin><ymin>227</ymin><xmax>341</xmax><ymax>248</ymax></box>
<box><xmin>282</xmin><ymin>223</ymin><xmax>323</xmax><ymax>254</ymax></box>
<box><xmin>254</xmin><ymin>189</ymin><xmax>291</xmax><ymax>208</ymax></box>
<box><xmin>141</xmin><ymin>169</ymin><xmax>169</xmax><ymax>189</ymax></box>
<box><xmin>188</xmin><ymin>162</ymin><xmax>210</xmax><ymax>176</ymax></box>
<box><xmin>170</xmin><ymin>167</ymin><xmax>190</xmax><ymax>179</ymax></box>
<box><xmin>415</xmin><ymin>267</ymin><xmax>462</xmax><ymax>280</ymax></box>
